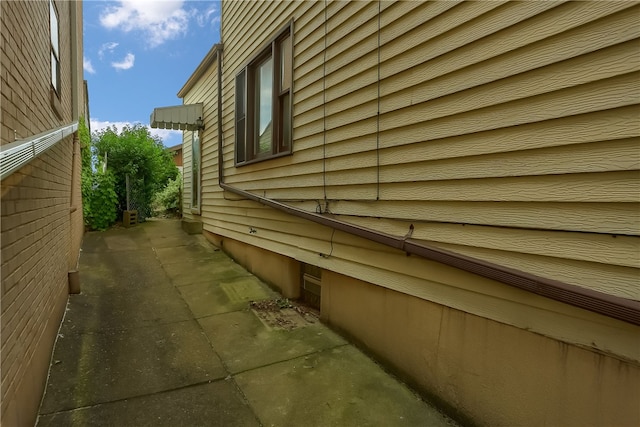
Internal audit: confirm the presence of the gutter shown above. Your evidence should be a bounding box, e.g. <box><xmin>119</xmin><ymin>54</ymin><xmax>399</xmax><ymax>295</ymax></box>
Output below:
<box><xmin>213</xmin><ymin>48</ymin><xmax>640</xmax><ymax>327</ymax></box>
<box><xmin>1</xmin><ymin>122</ymin><xmax>79</xmax><ymax>180</ymax></box>
<box><xmin>217</xmin><ymin>49</ymin><xmax>224</xmax><ymax>182</ymax></box>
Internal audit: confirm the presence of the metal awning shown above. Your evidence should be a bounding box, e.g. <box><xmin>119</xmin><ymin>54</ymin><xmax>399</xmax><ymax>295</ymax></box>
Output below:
<box><xmin>150</xmin><ymin>103</ymin><xmax>203</xmax><ymax>131</ymax></box>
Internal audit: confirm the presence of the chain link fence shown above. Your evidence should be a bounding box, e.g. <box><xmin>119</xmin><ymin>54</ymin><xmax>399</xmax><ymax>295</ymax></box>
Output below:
<box><xmin>125</xmin><ymin>174</ymin><xmax>149</xmax><ymax>222</ymax></box>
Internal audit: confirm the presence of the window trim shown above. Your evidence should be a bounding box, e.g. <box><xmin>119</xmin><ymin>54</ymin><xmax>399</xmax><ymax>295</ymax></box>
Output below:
<box><xmin>49</xmin><ymin>0</ymin><xmax>61</xmax><ymax>97</ymax></box>
<box><xmin>191</xmin><ymin>131</ymin><xmax>201</xmax><ymax>215</ymax></box>
<box><xmin>235</xmin><ymin>20</ymin><xmax>293</xmax><ymax>167</ymax></box>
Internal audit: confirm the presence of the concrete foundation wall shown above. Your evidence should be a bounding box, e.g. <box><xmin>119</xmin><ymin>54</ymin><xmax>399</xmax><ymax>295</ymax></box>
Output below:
<box><xmin>203</xmin><ymin>230</ymin><xmax>300</xmax><ymax>299</ymax></box>
<box><xmin>321</xmin><ymin>270</ymin><xmax>640</xmax><ymax>427</ymax></box>
<box><xmin>200</xmin><ymin>233</ymin><xmax>639</xmax><ymax>426</ymax></box>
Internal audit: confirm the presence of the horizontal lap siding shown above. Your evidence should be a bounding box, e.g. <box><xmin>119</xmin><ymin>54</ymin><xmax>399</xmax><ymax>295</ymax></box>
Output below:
<box><xmin>181</xmin><ymin>131</ymin><xmax>193</xmax><ymax>218</ymax></box>
<box><xmin>199</xmin><ymin>192</ymin><xmax>639</xmax><ymax>361</ymax></box>
<box><xmin>183</xmin><ymin>57</ymin><xmax>219</xmax><ymax>220</ymax></box>
<box><xmin>371</xmin><ymin>1</ymin><xmax>640</xmax><ymax>300</ymax></box>
<box><xmin>211</xmin><ymin>0</ymin><xmax>640</xmax><ymax>358</ymax></box>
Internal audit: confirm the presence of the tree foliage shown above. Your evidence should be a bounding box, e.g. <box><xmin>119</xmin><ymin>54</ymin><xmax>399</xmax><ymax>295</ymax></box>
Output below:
<box><xmin>79</xmin><ymin>119</ymin><xmax>178</xmax><ymax>230</ymax></box>
<box><xmin>152</xmin><ymin>174</ymin><xmax>182</xmax><ymax>215</ymax></box>
<box><xmin>78</xmin><ymin>115</ymin><xmax>92</xmax><ymax>170</ymax></box>
<box><xmin>93</xmin><ymin>124</ymin><xmax>178</xmax><ymax>220</ymax></box>
<box><xmin>83</xmin><ymin>169</ymin><xmax>118</xmax><ymax>230</ymax></box>
<box><xmin>79</xmin><ymin>117</ymin><xmax>118</xmax><ymax>230</ymax></box>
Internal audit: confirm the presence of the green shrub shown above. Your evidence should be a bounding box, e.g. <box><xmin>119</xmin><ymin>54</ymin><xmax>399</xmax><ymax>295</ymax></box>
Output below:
<box><xmin>93</xmin><ymin>124</ymin><xmax>178</xmax><ymax>220</ymax></box>
<box><xmin>79</xmin><ymin>118</ymin><xmax>177</xmax><ymax>228</ymax></box>
<box><xmin>152</xmin><ymin>175</ymin><xmax>182</xmax><ymax>215</ymax></box>
<box><xmin>84</xmin><ymin>169</ymin><xmax>118</xmax><ymax>231</ymax></box>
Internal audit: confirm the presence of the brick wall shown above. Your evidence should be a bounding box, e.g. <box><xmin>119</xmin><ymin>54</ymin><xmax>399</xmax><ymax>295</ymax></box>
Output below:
<box><xmin>0</xmin><ymin>1</ymin><xmax>71</xmax><ymax>141</ymax></box>
<box><xmin>1</xmin><ymin>1</ymin><xmax>84</xmax><ymax>425</ymax></box>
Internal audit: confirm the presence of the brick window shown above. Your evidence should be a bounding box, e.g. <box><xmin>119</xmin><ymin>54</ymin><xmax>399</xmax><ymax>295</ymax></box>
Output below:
<box><xmin>235</xmin><ymin>22</ymin><xmax>293</xmax><ymax>165</ymax></box>
<box><xmin>49</xmin><ymin>0</ymin><xmax>61</xmax><ymax>95</ymax></box>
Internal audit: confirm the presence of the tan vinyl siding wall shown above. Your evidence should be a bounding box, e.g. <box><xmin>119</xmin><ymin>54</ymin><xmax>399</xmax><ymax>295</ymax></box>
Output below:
<box><xmin>182</xmin><ymin>56</ymin><xmax>219</xmax><ymax>220</ymax></box>
<box><xmin>202</xmin><ymin>1</ymin><xmax>640</xmax><ymax>361</ymax></box>
<box><xmin>181</xmin><ymin>130</ymin><xmax>194</xmax><ymax>219</ymax></box>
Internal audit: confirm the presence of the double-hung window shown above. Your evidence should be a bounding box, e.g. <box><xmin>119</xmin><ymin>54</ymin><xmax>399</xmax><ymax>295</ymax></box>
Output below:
<box><xmin>50</xmin><ymin>0</ymin><xmax>61</xmax><ymax>95</ymax></box>
<box><xmin>235</xmin><ymin>22</ymin><xmax>293</xmax><ymax>165</ymax></box>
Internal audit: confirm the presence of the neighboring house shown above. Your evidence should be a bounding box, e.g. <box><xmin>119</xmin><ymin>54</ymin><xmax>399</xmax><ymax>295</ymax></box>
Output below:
<box><xmin>167</xmin><ymin>143</ymin><xmax>183</xmax><ymax>167</ymax></box>
<box><xmin>0</xmin><ymin>1</ymin><xmax>86</xmax><ymax>425</ymax></box>
<box><xmin>166</xmin><ymin>143</ymin><xmax>184</xmax><ymax>176</ymax></box>
<box><xmin>152</xmin><ymin>2</ymin><xmax>640</xmax><ymax>425</ymax></box>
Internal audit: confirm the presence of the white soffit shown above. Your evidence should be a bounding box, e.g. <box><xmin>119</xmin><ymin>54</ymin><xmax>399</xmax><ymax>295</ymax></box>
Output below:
<box><xmin>150</xmin><ymin>103</ymin><xmax>203</xmax><ymax>131</ymax></box>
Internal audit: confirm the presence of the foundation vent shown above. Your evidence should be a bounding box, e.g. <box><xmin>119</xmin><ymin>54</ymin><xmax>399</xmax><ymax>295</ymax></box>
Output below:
<box><xmin>301</xmin><ymin>264</ymin><xmax>321</xmax><ymax>310</ymax></box>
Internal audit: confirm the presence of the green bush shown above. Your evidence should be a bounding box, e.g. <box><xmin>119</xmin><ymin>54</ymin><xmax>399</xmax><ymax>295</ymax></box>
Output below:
<box><xmin>93</xmin><ymin>124</ymin><xmax>178</xmax><ymax>220</ymax></box>
<box><xmin>83</xmin><ymin>169</ymin><xmax>118</xmax><ymax>231</ymax></box>
<box><xmin>152</xmin><ymin>175</ymin><xmax>182</xmax><ymax>215</ymax></box>
<box><xmin>79</xmin><ymin>119</ymin><xmax>177</xmax><ymax>229</ymax></box>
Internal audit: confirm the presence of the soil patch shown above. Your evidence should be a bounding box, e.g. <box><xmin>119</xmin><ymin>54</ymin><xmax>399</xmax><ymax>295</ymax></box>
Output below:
<box><xmin>249</xmin><ymin>298</ymin><xmax>319</xmax><ymax>331</ymax></box>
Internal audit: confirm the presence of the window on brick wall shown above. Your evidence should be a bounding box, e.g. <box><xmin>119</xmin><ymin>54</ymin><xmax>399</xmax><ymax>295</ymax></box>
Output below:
<box><xmin>235</xmin><ymin>22</ymin><xmax>293</xmax><ymax>165</ymax></box>
<box><xmin>50</xmin><ymin>0</ymin><xmax>61</xmax><ymax>95</ymax></box>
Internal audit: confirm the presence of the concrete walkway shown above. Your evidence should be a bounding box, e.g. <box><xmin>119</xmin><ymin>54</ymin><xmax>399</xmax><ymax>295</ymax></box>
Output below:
<box><xmin>37</xmin><ymin>219</ymin><xmax>455</xmax><ymax>426</ymax></box>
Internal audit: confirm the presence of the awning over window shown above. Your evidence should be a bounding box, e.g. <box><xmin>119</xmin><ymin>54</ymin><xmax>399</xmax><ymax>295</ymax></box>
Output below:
<box><xmin>150</xmin><ymin>103</ymin><xmax>203</xmax><ymax>131</ymax></box>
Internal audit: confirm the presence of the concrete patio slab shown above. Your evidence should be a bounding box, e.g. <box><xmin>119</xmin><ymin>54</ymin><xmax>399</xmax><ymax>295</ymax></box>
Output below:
<box><xmin>58</xmin><ymin>286</ymin><xmax>193</xmax><ymax>334</ymax></box>
<box><xmin>79</xmin><ymin>251</ymin><xmax>170</xmax><ymax>290</ymax></box>
<box><xmin>198</xmin><ymin>309</ymin><xmax>347</xmax><ymax>374</ymax></box>
<box><xmin>178</xmin><ymin>275</ymin><xmax>275</xmax><ymax>318</ymax></box>
<box><xmin>145</xmin><ymin>234</ymin><xmax>202</xmax><ymax>249</ymax></box>
<box><xmin>39</xmin><ymin>319</ymin><xmax>227</xmax><ymax>414</ymax></box>
<box><xmin>235</xmin><ymin>345</ymin><xmax>452</xmax><ymax>427</ymax></box>
<box><xmin>38</xmin><ymin>380</ymin><xmax>258</xmax><ymax>427</ymax></box>
<box><xmin>37</xmin><ymin>219</ymin><xmax>456</xmax><ymax>426</ymax></box>
<box><xmin>162</xmin><ymin>257</ymin><xmax>250</xmax><ymax>287</ymax></box>
<box><xmin>81</xmin><ymin>227</ymin><xmax>151</xmax><ymax>253</ymax></box>
<box><xmin>154</xmin><ymin>244</ymin><xmax>226</xmax><ymax>265</ymax></box>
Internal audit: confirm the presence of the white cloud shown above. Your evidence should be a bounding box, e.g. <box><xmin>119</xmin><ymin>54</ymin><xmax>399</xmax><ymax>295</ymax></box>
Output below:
<box><xmin>111</xmin><ymin>53</ymin><xmax>135</xmax><ymax>70</ymax></box>
<box><xmin>90</xmin><ymin>118</ymin><xmax>182</xmax><ymax>147</ymax></box>
<box><xmin>98</xmin><ymin>41</ymin><xmax>119</xmax><ymax>59</ymax></box>
<box><xmin>83</xmin><ymin>57</ymin><xmax>96</xmax><ymax>74</ymax></box>
<box><xmin>100</xmin><ymin>0</ymin><xmax>189</xmax><ymax>48</ymax></box>
<box><xmin>194</xmin><ymin>4</ymin><xmax>219</xmax><ymax>27</ymax></box>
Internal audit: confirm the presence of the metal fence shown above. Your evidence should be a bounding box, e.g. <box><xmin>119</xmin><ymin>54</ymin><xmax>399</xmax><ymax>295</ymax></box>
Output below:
<box><xmin>125</xmin><ymin>174</ymin><xmax>148</xmax><ymax>221</ymax></box>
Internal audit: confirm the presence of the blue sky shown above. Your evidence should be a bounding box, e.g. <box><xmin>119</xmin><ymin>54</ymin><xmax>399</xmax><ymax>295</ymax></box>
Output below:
<box><xmin>83</xmin><ymin>0</ymin><xmax>221</xmax><ymax>148</ymax></box>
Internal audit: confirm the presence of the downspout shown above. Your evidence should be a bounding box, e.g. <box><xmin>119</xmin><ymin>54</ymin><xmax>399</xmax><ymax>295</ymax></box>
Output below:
<box><xmin>68</xmin><ymin>1</ymin><xmax>81</xmax><ymax>293</ymax></box>
<box><xmin>217</xmin><ymin>49</ymin><xmax>224</xmax><ymax>182</ymax></box>
<box><xmin>214</xmin><ymin>41</ymin><xmax>640</xmax><ymax>328</ymax></box>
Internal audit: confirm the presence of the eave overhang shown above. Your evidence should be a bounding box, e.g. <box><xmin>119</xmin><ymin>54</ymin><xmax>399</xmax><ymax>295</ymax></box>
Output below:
<box><xmin>150</xmin><ymin>103</ymin><xmax>203</xmax><ymax>131</ymax></box>
<box><xmin>177</xmin><ymin>43</ymin><xmax>221</xmax><ymax>98</ymax></box>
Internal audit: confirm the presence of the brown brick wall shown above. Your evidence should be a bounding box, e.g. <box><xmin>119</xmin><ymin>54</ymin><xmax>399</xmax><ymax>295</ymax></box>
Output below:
<box><xmin>0</xmin><ymin>0</ymin><xmax>76</xmax><ymax>145</ymax></box>
<box><xmin>1</xmin><ymin>1</ymin><xmax>84</xmax><ymax>425</ymax></box>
